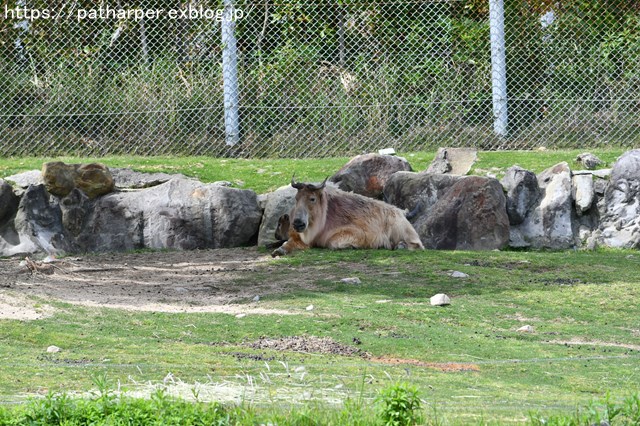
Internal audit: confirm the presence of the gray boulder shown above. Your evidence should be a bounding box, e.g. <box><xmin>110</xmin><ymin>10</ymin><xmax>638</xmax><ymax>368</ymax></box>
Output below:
<box><xmin>425</xmin><ymin>149</ymin><xmax>451</xmax><ymax>174</ymax></box>
<box><xmin>416</xmin><ymin>176</ymin><xmax>509</xmax><ymax>250</ymax></box>
<box><xmin>9</xmin><ymin>185</ymin><xmax>73</xmax><ymax>255</ymax></box>
<box><xmin>331</xmin><ymin>153</ymin><xmax>412</xmax><ymax>199</ymax></box>
<box><xmin>597</xmin><ymin>150</ymin><xmax>640</xmax><ymax>248</ymax></box>
<box><xmin>110</xmin><ymin>168</ymin><xmax>188</xmax><ymax>189</ymax></box>
<box><xmin>575</xmin><ymin>152</ymin><xmax>604</xmax><ymax>170</ymax></box>
<box><xmin>426</xmin><ymin>148</ymin><xmax>478</xmax><ymax>175</ymax></box>
<box><xmin>257</xmin><ymin>185</ymin><xmax>297</xmax><ymax>247</ymax></box>
<box><xmin>572</xmin><ymin>174</ymin><xmax>594</xmax><ymax>216</ymax></box>
<box><xmin>384</xmin><ymin>171</ymin><xmax>459</xmax><ymax>216</ymax></box>
<box><xmin>77</xmin><ymin>178</ymin><xmax>262</xmax><ymax>252</ymax></box>
<box><xmin>0</xmin><ymin>180</ymin><xmax>19</xmax><ymax>223</ymax></box>
<box><xmin>501</xmin><ymin>166</ymin><xmax>540</xmax><ymax>225</ymax></box>
<box><xmin>0</xmin><ymin>176</ymin><xmax>263</xmax><ymax>256</ymax></box>
<box><xmin>384</xmin><ymin>173</ymin><xmax>509</xmax><ymax>250</ymax></box>
<box><xmin>510</xmin><ymin>162</ymin><xmax>575</xmax><ymax>249</ymax></box>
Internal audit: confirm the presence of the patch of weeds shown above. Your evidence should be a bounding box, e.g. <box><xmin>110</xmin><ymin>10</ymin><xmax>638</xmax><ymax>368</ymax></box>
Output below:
<box><xmin>529</xmin><ymin>392</ymin><xmax>640</xmax><ymax>426</ymax></box>
<box><xmin>376</xmin><ymin>382</ymin><xmax>423</xmax><ymax>426</ymax></box>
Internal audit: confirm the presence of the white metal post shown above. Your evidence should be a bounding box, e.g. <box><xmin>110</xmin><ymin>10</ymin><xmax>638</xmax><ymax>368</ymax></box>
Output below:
<box><xmin>489</xmin><ymin>0</ymin><xmax>508</xmax><ymax>138</ymax></box>
<box><xmin>222</xmin><ymin>0</ymin><xmax>240</xmax><ymax>146</ymax></box>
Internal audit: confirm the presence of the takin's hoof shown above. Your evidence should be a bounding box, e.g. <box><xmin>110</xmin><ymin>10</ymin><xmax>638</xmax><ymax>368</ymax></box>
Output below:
<box><xmin>395</xmin><ymin>241</ymin><xmax>408</xmax><ymax>250</ymax></box>
<box><xmin>271</xmin><ymin>246</ymin><xmax>286</xmax><ymax>257</ymax></box>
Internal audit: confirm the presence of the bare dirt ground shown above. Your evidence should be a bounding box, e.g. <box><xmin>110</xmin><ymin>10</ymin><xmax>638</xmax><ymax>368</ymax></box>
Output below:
<box><xmin>0</xmin><ymin>248</ymin><xmax>321</xmax><ymax>319</ymax></box>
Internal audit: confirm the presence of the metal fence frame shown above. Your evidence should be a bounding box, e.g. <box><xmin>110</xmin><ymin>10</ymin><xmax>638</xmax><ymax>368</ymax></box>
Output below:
<box><xmin>1</xmin><ymin>0</ymin><xmax>638</xmax><ymax>157</ymax></box>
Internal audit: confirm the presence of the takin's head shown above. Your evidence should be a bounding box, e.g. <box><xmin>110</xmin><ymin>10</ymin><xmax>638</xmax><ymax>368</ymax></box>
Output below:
<box><xmin>290</xmin><ymin>175</ymin><xmax>328</xmax><ymax>233</ymax></box>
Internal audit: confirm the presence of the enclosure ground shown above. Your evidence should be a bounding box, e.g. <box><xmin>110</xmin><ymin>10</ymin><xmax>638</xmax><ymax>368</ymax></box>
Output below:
<box><xmin>1</xmin><ymin>247</ymin><xmax>639</xmax><ymax>424</ymax></box>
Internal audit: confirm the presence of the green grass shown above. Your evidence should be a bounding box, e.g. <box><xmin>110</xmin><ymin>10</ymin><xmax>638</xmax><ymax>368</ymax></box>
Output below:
<box><xmin>0</xmin><ymin>149</ymin><xmax>639</xmax><ymax>424</ymax></box>
<box><xmin>0</xmin><ymin>148</ymin><xmax>622</xmax><ymax>194</ymax></box>
<box><xmin>1</xmin><ymin>249</ymin><xmax>639</xmax><ymax>424</ymax></box>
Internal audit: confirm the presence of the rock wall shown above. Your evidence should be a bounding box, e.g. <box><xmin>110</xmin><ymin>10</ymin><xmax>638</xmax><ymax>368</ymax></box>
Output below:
<box><xmin>1</xmin><ymin>150</ymin><xmax>639</xmax><ymax>256</ymax></box>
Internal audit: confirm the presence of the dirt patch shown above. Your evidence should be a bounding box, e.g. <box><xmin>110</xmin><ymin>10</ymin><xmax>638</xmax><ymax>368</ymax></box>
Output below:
<box><xmin>372</xmin><ymin>357</ymin><xmax>480</xmax><ymax>372</ymax></box>
<box><xmin>0</xmin><ymin>291</ymin><xmax>54</xmax><ymax>321</ymax></box>
<box><xmin>0</xmin><ymin>248</ymin><xmax>328</xmax><ymax>318</ymax></box>
<box><xmin>246</xmin><ymin>336</ymin><xmax>369</xmax><ymax>358</ymax></box>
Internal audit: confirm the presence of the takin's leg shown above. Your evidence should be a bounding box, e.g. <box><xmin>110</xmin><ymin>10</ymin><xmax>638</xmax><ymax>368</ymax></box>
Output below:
<box><xmin>324</xmin><ymin>227</ymin><xmax>367</xmax><ymax>250</ymax></box>
<box><xmin>271</xmin><ymin>231</ymin><xmax>308</xmax><ymax>257</ymax></box>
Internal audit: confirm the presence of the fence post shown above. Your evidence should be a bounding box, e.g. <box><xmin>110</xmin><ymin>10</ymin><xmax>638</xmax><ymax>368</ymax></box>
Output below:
<box><xmin>222</xmin><ymin>0</ymin><xmax>240</xmax><ymax>146</ymax></box>
<box><xmin>489</xmin><ymin>0</ymin><xmax>508</xmax><ymax>138</ymax></box>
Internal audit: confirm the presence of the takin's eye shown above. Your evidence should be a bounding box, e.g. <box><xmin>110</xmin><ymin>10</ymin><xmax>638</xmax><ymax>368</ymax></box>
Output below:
<box><xmin>309</xmin><ymin>196</ymin><xmax>317</xmax><ymax>203</ymax></box>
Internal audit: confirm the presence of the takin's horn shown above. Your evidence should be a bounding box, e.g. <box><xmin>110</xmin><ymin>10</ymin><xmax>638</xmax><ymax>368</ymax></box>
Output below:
<box><xmin>291</xmin><ymin>173</ymin><xmax>305</xmax><ymax>189</ymax></box>
<box><xmin>309</xmin><ymin>176</ymin><xmax>328</xmax><ymax>191</ymax></box>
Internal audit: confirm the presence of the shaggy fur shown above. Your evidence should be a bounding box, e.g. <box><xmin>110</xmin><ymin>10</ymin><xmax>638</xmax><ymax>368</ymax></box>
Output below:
<box><xmin>272</xmin><ymin>183</ymin><xmax>423</xmax><ymax>256</ymax></box>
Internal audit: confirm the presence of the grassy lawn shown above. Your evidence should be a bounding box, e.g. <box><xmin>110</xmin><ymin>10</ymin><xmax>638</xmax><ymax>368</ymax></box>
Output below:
<box><xmin>0</xmin><ymin>148</ymin><xmax>623</xmax><ymax>194</ymax></box>
<box><xmin>0</xmin><ymin>149</ymin><xmax>639</xmax><ymax>424</ymax></box>
<box><xmin>1</xmin><ymin>249</ymin><xmax>639</xmax><ymax>424</ymax></box>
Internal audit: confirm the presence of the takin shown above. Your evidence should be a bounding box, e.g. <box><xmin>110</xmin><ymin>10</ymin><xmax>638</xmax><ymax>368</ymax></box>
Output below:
<box><xmin>272</xmin><ymin>177</ymin><xmax>424</xmax><ymax>256</ymax></box>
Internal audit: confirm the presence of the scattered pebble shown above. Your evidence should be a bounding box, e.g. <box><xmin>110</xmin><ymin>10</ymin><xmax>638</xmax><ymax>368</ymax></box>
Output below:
<box><xmin>47</xmin><ymin>345</ymin><xmax>61</xmax><ymax>353</ymax></box>
<box><xmin>340</xmin><ymin>277</ymin><xmax>361</xmax><ymax>284</ymax></box>
<box><xmin>305</xmin><ymin>304</ymin><xmax>314</xmax><ymax>311</ymax></box>
<box><xmin>430</xmin><ymin>293</ymin><xmax>451</xmax><ymax>306</ymax></box>
<box><xmin>235</xmin><ymin>313</ymin><xmax>246</xmax><ymax>319</ymax></box>
<box><xmin>375</xmin><ymin>300</ymin><xmax>391</xmax><ymax>304</ymax></box>
<box><xmin>517</xmin><ymin>325</ymin><xmax>535</xmax><ymax>333</ymax></box>
<box><xmin>252</xmin><ymin>295</ymin><xmax>260</xmax><ymax>302</ymax></box>
<box><xmin>450</xmin><ymin>271</ymin><xmax>469</xmax><ymax>278</ymax></box>
<box><xmin>294</xmin><ymin>366</ymin><xmax>306</xmax><ymax>373</ymax></box>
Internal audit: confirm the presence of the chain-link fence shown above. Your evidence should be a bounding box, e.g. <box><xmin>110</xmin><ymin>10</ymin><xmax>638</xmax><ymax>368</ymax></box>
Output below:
<box><xmin>1</xmin><ymin>0</ymin><xmax>639</xmax><ymax>158</ymax></box>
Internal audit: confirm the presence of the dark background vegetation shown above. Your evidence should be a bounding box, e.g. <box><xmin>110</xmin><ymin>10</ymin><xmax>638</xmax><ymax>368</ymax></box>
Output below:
<box><xmin>1</xmin><ymin>0</ymin><xmax>639</xmax><ymax>157</ymax></box>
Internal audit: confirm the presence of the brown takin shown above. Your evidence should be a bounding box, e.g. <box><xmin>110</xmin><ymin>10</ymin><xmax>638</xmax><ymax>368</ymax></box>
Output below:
<box><xmin>272</xmin><ymin>177</ymin><xmax>424</xmax><ymax>256</ymax></box>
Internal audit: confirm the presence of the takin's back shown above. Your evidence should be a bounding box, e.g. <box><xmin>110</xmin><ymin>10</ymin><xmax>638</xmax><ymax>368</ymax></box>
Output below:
<box><xmin>313</xmin><ymin>187</ymin><xmax>424</xmax><ymax>250</ymax></box>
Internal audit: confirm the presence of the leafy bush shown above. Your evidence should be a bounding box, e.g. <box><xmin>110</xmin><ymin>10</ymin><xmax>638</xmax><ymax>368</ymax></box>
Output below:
<box><xmin>376</xmin><ymin>382</ymin><xmax>423</xmax><ymax>426</ymax></box>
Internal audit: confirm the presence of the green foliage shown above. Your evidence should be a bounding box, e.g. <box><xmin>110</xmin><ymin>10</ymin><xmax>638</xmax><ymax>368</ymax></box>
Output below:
<box><xmin>376</xmin><ymin>383</ymin><xmax>423</xmax><ymax>426</ymax></box>
<box><xmin>1</xmin><ymin>1</ymin><xmax>639</xmax><ymax>156</ymax></box>
<box><xmin>529</xmin><ymin>392</ymin><xmax>640</xmax><ymax>426</ymax></box>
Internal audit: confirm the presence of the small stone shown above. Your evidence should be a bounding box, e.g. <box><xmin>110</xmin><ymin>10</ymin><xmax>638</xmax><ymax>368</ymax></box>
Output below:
<box><xmin>294</xmin><ymin>366</ymin><xmax>306</xmax><ymax>373</ymax></box>
<box><xmin>575</xmin><ymin>152</ymin><xmax>604</xmax><ymax>170</ymax></box>
<box><xmin>517</xmin><ymin>325</ymin><xmax>535</xmax><ymax>333</ymax></box>
<box><xmin>235</xmin><ymin>313</ymin><xmax>246</xmax><ymax>318</ymax></box>
<box><xmin>47</xmin><ymin>345</ymin><xmax>61</xmax><ymax>353</ymax></box>
<box><xmin>450</xmin><ymin>271</ymin><xmax>469</xmax><ymax>278</ymax></box>
<box><xmin>430</xmin><ymin>293</ymin><xmax>451</xmax><ymax>306</ymax></box>
<box><xmin>305</xmin><ymin>304</ymin><xmax>314</xmax><ymax>311</ymax></box>
<box><xmin>252</xmin><ymin>295</ymin><xmax>260</xmax><ymax>302</ymax></box>
<box><xmin>341</xmin><ymin>277</ymin><xmax>361</xmax><ymax>284</ymax></box>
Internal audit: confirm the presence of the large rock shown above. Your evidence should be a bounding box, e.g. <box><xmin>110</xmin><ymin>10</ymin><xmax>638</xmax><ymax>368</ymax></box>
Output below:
<box><xmin>597</xmin><ymin>150</ymin><xmax>640</xmax><ymax>248</ymax></box>
<box><xmin>572</xmin><ymin>174</ymin><xmax>594</xmax><ymax>215</ymax></box>
<box><xmin>417</xmin><ymin>176</ymin><xmax>509</xmax><ymax>250</ymax></box>
<box><xmin>257</xmin><ymin>185</ymin><xmax>297</xmax><ymax>247</ymax></box>
<box><xmin>0</xmin><ymin>180</ymin><xmax>19</xmax><ymax>223</ymax></box>
<box><xmin>575</xmin><ymin>152</ymin><xmax>604</xmax><ymax>170</ymax></box>
<box><xmin>42</xmin><ymin>162</ymin><xmax>115</xmax><ymax>199</ymax></box>
<box><xmin>510</xmin><ymin>162</ymin><xmax>575</xmax><ymax>249</ymax></box>
<box><xmin>7</xmin><ymin>185</ymin><xmax>73</xmax><ymax>255</ymax></box>
<box><xmin>0</xmin><ymin>176</ymin><xmax>263</xmax><ymax>255</ymax></box>
<box><xmin>501</xmin><ymin>166</ymin><xmax>540</xmax><ymax>225</ymax></box>
<box><xmin>384</xmin><ymin>172</ymin><xmax>460</xmax><ymax>215</ymax></box>
<box><xmin>384</xmin><ymin>173</ymin><xmax>509</xmax><ymax>250</ymax></box>
<box><xmin>330</xmin><ymin>153</ymin><xmax>412</xmax><ymax>199</ymax></box>
<box><xmin>77</xmin><ymin>178</ymin><xmax>262</xmax><ymax>252</ymax></box>
<box><xmin>110</xmin><ymin>168</ymin><xmax>187</xmax><ymax>189</ymax></box>
<box><xmin>425</xmin><ymin>148</ymin><xmax>478</xmax><ymax>175</ymax></box>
